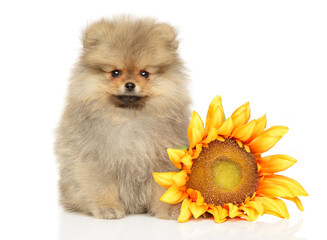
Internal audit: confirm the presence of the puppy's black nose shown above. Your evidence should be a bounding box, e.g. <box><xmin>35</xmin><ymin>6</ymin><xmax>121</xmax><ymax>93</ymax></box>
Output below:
<box><xmin>125</xmin><ymin>82</ymin><xmax>136</xmax><ymax>92</ymax></box>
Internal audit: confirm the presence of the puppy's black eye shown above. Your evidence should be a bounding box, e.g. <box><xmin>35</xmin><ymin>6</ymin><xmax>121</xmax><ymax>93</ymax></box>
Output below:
<box><xmin>140</xmin><ymin>70</ymin><xmax>149</xmax><ymax>78</ymax></box>
<box><xmin>111</xmin><ymin>70</ymin><xmax>122</xmax><ymax>78</ymax></box>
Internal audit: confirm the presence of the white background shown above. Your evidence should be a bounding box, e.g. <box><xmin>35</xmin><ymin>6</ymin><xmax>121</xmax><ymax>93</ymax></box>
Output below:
<box><xmin>0</xmin><ymin>0</ymin><xmax>326</xmax><ymax>239</ymax></box>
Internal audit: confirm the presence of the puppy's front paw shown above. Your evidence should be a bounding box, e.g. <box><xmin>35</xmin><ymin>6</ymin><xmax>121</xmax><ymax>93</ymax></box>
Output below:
<box><xmin>154</xmin><ymin>204</ymin><xmax>181</xmax><ymax>220</ymax></box>
<box><xmin>91</xmin><ymin>206</ymin><xmax>125</xmax><ymax>219</ymax></box>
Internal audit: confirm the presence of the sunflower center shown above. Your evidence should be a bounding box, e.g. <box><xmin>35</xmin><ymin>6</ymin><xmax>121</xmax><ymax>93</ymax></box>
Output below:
<box><xmin>186</xmin><ymin>139</ymin><xmax>258</xmax><ymax>206</ymax></box>
<box><xmin>212</xmin><ymin>158</ymin><xmax>241</xmax><ymax>190</ymax></box>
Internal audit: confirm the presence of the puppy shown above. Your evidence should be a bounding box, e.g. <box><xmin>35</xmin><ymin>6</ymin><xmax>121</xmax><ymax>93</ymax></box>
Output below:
<box><xmin>55</xmin><ymin>16</ymin><xmax>191</xmax><ymax>219</ymax></box>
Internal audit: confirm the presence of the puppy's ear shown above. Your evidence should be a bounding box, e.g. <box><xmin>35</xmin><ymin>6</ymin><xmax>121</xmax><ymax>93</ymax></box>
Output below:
<box><xmin>156</xmin><ymin>23</ymin><xmax>179</xmax><ymax>50</ymax></box>
<box><xmin>82</xmin><ymin>19</ymin><xmax>110</xmax><ymax>49</ymax></box>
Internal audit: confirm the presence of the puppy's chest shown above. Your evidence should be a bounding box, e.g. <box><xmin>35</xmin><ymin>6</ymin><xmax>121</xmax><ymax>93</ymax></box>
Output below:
<box><xmin>107</xmin><ymin>120</ymin><xmax>162</xmax><ymax>148</ymax></box>
<box><xmin>102</xmin><ymin>119</ymin><xmax>172</xmax><ymax>169</ymax></box>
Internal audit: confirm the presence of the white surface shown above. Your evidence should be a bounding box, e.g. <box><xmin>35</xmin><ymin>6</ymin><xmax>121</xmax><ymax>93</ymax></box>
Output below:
<box><xmin>0</xmin><ymin>0</ymin><xmax>326</xmax><ymax>239</ymax></box>
<box><xmin>59</xmin><ymin>212</ymin><xmax>305</xmax><ymax>240</ymax></box>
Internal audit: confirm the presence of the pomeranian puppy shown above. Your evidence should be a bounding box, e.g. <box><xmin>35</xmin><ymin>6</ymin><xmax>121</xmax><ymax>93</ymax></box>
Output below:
<box><xmin>55</xmin><ymin>16</ymin><xmax>191</xmax><ymax>219</ymax></box>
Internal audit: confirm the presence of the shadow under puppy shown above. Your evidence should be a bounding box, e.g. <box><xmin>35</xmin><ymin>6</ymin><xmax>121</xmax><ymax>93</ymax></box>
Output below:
<box><xmin>55</xmin><ymin>16</ymin><xmax>191</xmax><ymax>219</ymax></box>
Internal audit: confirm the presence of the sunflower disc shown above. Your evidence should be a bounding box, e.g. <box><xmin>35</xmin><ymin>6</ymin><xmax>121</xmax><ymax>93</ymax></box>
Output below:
<box><xmin>186</xmin><ymin>139</ymin><xmax>258</xmax><ymax>206</ymax></box>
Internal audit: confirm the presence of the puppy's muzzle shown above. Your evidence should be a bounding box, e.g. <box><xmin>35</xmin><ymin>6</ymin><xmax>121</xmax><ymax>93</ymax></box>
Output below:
<box><xmin>117</xmin><ymin>95</ymin><xmax>141</xmax><ymax>104</ymax></box>
<box><xmin>111</xmin><ymin>82</ymin><xmax>147</xmax><ymax>107</ymax></box>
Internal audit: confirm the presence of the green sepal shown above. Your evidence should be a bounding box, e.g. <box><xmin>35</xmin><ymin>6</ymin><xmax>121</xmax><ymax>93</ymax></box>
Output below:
<box><xmin>176</xmin><ymin>145</ymin><xmax>189</xmax><ymax>150</ymax></box>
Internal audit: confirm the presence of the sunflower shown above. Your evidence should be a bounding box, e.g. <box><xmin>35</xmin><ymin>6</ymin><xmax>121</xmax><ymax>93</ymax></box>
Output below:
<box><xmin>153</xmin><ymin>96</ymin><xmax>308</xmax><ymax>223</ymax></box>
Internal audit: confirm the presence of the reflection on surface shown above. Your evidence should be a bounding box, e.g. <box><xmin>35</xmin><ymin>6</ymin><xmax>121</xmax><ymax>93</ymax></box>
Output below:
<box><xmin>59</xmin><ymin>210</ymin><xmax>306</xmax><ymax>240</ymax></box>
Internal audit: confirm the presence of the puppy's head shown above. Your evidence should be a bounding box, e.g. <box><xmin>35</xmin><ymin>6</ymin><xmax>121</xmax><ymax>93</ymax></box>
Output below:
<box><xmin>74</xmin><ymin>16</ymin><xmax>185</xmax><ymax>110</ymax></box>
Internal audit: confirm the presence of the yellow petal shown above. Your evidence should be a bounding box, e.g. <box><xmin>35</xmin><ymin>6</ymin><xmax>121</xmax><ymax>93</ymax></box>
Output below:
<box><xmin>254</xmin><ymin>154</ymin><xmax>262</xmax><ymax>161</ymax></box>
<box><xmin>283</xmin><ymin>197</ymin><xmax>304</xmax><ymax>211</ymax></box>
<box><xmin>188</xmin><ymin>111</ymin><xmax>205</xmax><ymax>148</ymax></box>
<box><xmin>217</xmin><ymin>117</ymin><xmax>234</xmax><ymax>137</ymax></box>
<box><xmin>160</xmin><ymin>185</ymin><xmax>187</xmax><ymax>204</ymax></box>
<box><xmin>256</xmin><ymin>197</ymin><xmax>290</xmax><ymax>219</ymax></box>
<box><xmin>257</xmin><ymin>154</ymin><xmax>297</xmax><ymax>175</ymax></box>
<box><xmin>167</xmin><ymin>148</ymin><xmax>186</xmax><ymax>169</ymax></box>
<box><xmin>265</xmin><ymin>175</ymin><xmax>308</xmax><ymax>196</ymax></box>
<box><xmin>246</xmin><ymin>114</ymin><xmax>267</xmax><ymax>143</ymax></box>
<box><xmin>190</xmin><ymin>144</ymin><xmax>202</xmax><ymax>159</ymax></box>
<box><xmin>243</xmin><ymin>199</ymin><xmax>264</xmax><ymax>215</ymax></box>
<box><xmin>172</xmin><ymin>170</ymin><xmax>188</xmax><ymax>186</ymax></box>
<box><xmin>243</xmin><ymin>196</ymin><xmax>251</xmax><ymax>204</ymax></box>
<box><xmin>207</xmin><ymin>206</ymin><xmax>228</xmax><ymax>223</ymax></box>
<box><xmin>235</xmin><ymin>139</ymin><xmax>243</xmax><ymax>148</ymax></box>
<box><xmin>231</xmin><ymin>102</ymin><xmax>250</xmax><ymax>129</ymax></box>
<box><xmin>244</xmin><ymin>144</ymin><xmax>251</xmax><ymax>153</ymax></box>
<box><xmin>152</xmin><ymin>172</ymin><xmax>175</xmax><ymax>188</ymax></box>
<box><xmin>205</xmin><ymin>95</ymin><xmax>224</xmax><ymax>135</ymax></box>
<box><xmin>232</xmin><ymin>120</ymin><xmax>256</xmax><ymax>142</ymax></box>
<box><xmin>181</xmin><ymin>154</ymin><xmax>193</xmax><ymax>172</ymax></box>
<box><xmin>248</xmin><ymin>126</ymin><xmax>289</xmax><ymax>154</ymax></box>
<box><xmin>186</xmin><ymin>188</ymin><xmax>198</xmax><ymax>201</ymax></box>
<box><xmin>189</xmin><ymin>202</ymin><xmax>208</xmax><ymax>219</ymax></box>
<box><xmin>224</xmin><ymin>203</ymin><xmax>239</xmax><ymax>218</ymax></box>
<box><xmin>239</xmin><ymin>206</ymin><xmax>259</xmax><ymax>221</ymax></box>
<box><xmin>177</xmin><ymin>198</ymin><xmax>193</xmax><ymax>222</ymax></box>
<box><xmin>195</xmin><ymin>190</ymin><xmax>206</xmax><ymax>205</ymax></box>
<box><xmin>217</xmin><ymin>136</ymin><xmax>225</xmax><ymax>142</ymax></box>
<box><xmin>186</xmin><ymin>188</ymin><xmax>206</xmax><ymax>205</ymax></box>
<box><xmin>203</xmin><ymin>127</ymin><xmax>219</xmax><ymax>144</ymax></box>
<box><xmin>257</xmin><ymin>175</ymin><xmax>308</xmax><ymax>198</ymax></box>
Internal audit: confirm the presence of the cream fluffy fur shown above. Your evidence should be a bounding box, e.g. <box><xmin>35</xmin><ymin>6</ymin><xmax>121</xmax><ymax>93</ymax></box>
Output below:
<box><xmin>55</xmin><ymin>16</ymin><xmax>191</xmax><ymax>219</ymax></box>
